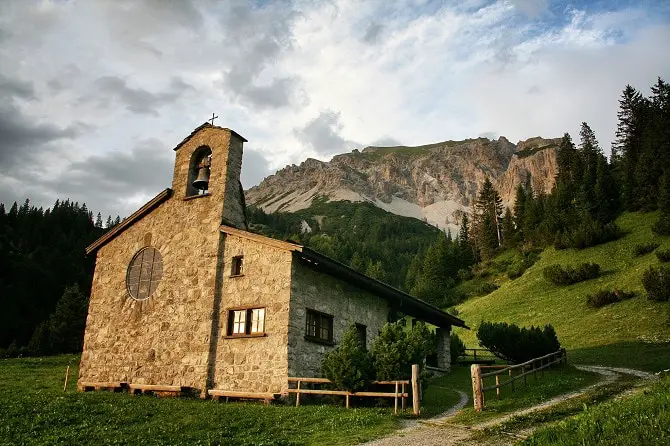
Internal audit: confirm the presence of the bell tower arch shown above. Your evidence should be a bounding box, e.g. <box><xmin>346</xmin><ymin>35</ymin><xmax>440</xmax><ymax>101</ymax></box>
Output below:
<box><xmin>171</xmin><ymin>122</ymin><xmax>248</xmax><ymax>229</ymax></box>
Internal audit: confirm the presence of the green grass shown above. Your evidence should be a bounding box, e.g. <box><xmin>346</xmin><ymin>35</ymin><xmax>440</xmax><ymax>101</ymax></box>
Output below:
<box><xmin>445</xmin><ymin>365</ymin><xmax>600</xmax><ymax>425</ymax></box>
<box><xmin>0</xmin><ymin>356</ymin><xmax>398</xmax><ymax>446</ymax></box>
<box><xmin>521</xmin><ymin>376</ymin><xmax>670</xmax><ymax>445</ymax></box>
<box><xmin>454</xmin><ymin>212</ymin><xmax>670</xmax><ymax>372</ymax></box>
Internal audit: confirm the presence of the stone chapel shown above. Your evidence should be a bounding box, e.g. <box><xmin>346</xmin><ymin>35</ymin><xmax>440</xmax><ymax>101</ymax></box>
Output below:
<box><xmin>78</xmin><ymin>122</ymin><xmax>467</xmax><ymax>399</ymax></box>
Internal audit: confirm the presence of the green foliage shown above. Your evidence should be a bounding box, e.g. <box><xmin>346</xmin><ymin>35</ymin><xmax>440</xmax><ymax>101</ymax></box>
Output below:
<box><xmin>633</xmin><ymin>242</ymin><xmax>660</xmax><ymax>256</ymax></box>
<box><xmin>656</xmin><ymin>249</ymin><xmax>670</xmax><ymax>262</ymax></box>
<box><xmin>642</xmin><ymin>265</ymin><xmax>670</xmax><ymax>302</ymax></box>
<box><xmin>476</xmin><ymin>321</ymin><xmax>561</xmax><ymax>363</ymax></box>
<box><xmin>370</xmin><ymin>322</ymin><xmax>435</xmax><ymax>381</ymax></box>
<box><xmin>472</xmin><ymin>177</ymin><xmax>503</xmax><ymax>261</ymax></box>
<box><xmin>586</xmin><ymin>289</ymin><xmax>636</xmax><ymax>308</ymax></box>
<box><xmin>543</xmin><ymin>263</ymin><xmax>601</xmax><ymax>286</ymax></box>
<box><xmin>0</xmin><ymin>198</ymin><xmax>106</xmax><ymax>352</ymax></box>
<box><xmin>475</xmin><ymin>282</ymin><xmax>499</xmax><ymax>296</ymax></box>
<box><xmin>450</xmin><ymin>333</ymin><xmax>466</xmax><ymax>364</ymax></box>
<box><xmin>49</xmin><ymin>284</ymin><xmax>89</xmax><ymax>353</ymax></box>
<box><xmin>554</xmin><ymin>219</ymin><xmax>621</xmax><ymax>250</ymax></box>
<box><xmin>322</xmin><ymin>325</ymin><xmax>373</xmax><ymax>392</ymax></box>
<box><xmin>507</xmin><ymin>262</ymin><xmax>526</xmax><ymax>279</ymax></box>
<box><xmin>455</xmin><ymin>212</ymin><xmax>670</xmax><ymax>372</ymax></box>
<box><xmin>247</xmin><ymin>200</ymin><xmax>440</xmax><ymax>291</ymax></box>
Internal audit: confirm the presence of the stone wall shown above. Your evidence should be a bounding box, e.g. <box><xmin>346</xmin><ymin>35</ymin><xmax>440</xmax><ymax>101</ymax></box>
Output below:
<box><xmin>211</xmin><ymin>233</ymin><xmax>293</xmax><ymax>393</ymax></box>
<box><xmin>221</xmin><ymin>136</ymin><xmax>247</xmax><ymax>229</ymax></box>
<box><xmin>287</xmin><ymin>260</ymin><xmax>390</xmax><ymax>378</ymax></box>
<box><xmin>79</xmin><ymin>127</ymin><xmax>247</xmax><ymax>390</ymax></box>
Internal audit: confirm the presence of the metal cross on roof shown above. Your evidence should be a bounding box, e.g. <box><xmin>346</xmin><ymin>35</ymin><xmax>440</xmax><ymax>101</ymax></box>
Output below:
<box><xmin>208</xmin><ymin>113</ymin><xmax>219</xmax><ymax>125</ymax></box>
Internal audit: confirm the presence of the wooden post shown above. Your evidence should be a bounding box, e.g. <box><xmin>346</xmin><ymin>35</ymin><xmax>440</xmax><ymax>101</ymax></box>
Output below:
<box><xmin>495</xmin><ymin>375</ymin><xmax>500</xmax><ymax>400</ymax></box>
<box><xmin>509</xmin><ymin>368</ymin><xmax>515</xmax><ymax>392</ymax></box>
<box><xmin>412</xmin><ymin>364</ymin><xmax>420</xmax><ymax>416</ymax></box>
<box><xmin>296</xmin><ymin>380</ymin><xmax>301</xmax><ymax>407</ymax></box>
<box><xmin>346</xmin><ymin>393</ymin><xmax>350</xmax><ymax>409</ymax></box>
<box><xmin>474</xmin><ymin>349</ymin><xmax>477</xmax><ymax>362</ymax></box>
<box><xmin>401</xmin><ymin>382</ymin><xmax>406</xmax><ymax>411</ymax></box>
<box><xmin>394</xmin><ymin>382</ymin><xmax>399</xmax><ymax>415</ymax></box>
<box><xmin>471</xmin><ymin>364</ymin><xmax>484</xmax><ymax>412</ymax></box>
<box><xmin>63</xmin><ymin>366</ymin><xmax>70</xmax><ymax>392</ymax></box>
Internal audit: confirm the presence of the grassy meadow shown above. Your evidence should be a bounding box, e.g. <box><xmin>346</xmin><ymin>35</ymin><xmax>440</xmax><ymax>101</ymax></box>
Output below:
<box><xmin>0</xmin><ymin>356</ymin><xmax>399</xmax><ymax>446</ymax></box>
<box><xmin>454</xmin><ymin>212</ymin><xmax>670</xmax><ymax>372</ymax></box>
<box><xmin>522</xmin><ymin>375</ymin><xmax>670</xmax><ymax>445</ymax></box>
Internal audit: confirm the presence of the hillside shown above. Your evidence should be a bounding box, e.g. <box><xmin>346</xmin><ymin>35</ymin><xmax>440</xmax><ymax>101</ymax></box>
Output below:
<box><xmin>248</xmin><ymin>198</ymin><xmax>441</xmax><ymax>290</ymax></box>
<box><xmin>246</xmin><ymin>136</ymin><xmax>560</xmax><ymax>232</ymax></box>
<box><xmin>453</xmin><ymin>212</ymin><xmax>670</xmax><ymax>372</ymax></box>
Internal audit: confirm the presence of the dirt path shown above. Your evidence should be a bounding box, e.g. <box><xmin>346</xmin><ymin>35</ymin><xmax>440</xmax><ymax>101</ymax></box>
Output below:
<box><xmin>361</xmin><ymin>365</ymin><xmax>655</xmax><ymax>446</ymax></box>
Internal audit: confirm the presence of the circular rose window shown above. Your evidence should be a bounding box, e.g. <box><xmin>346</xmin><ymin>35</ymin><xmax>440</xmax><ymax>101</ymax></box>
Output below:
<box><xmin>126</xmin><ymin>247</ymin><xmax>163</xmax><ymax>301</ymax></box>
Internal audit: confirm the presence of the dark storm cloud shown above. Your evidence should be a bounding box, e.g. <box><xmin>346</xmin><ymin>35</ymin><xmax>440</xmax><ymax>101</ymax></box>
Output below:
<box><xmin>294</xmin><ymin>111</ymin><xmax>357</xmax><ymax>155</ymax></box>
<box><xmin>0</xmin><ymin>75</ymin><xmax>80</xmax><ymax>171</ymax></box>
<box><xmin>91</xmin><ymin>76</ymin><xmax>194</xmax><ymax>115</ymax></box>
<box><xmin>53</xmin><ymin>138</ymin><xmax>173</xmax><ymax>196</ymax></box>
<box><xmin>219</xmin><ymin>2</ymin><xmax>301</xmax><ymax>109</ymax></box>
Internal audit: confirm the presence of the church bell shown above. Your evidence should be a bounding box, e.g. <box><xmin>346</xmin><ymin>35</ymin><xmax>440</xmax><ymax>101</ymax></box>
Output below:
<box><xmin>192</xmin><ymin>157</ymin><xmax>211</xmax><ymax>191</ymax></box>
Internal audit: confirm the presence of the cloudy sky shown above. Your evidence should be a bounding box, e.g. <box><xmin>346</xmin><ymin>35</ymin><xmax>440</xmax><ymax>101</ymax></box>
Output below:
<box><xmin>1</xmin><ymin>0</ymin><xmax>669</xmax><ymax>219</ymax></box>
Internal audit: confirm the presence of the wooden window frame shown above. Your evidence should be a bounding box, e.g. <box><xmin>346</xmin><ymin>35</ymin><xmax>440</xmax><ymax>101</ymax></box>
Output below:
<box><xmin>230</xmin><ymin>255</ymin><xmax>244</xmax><ymax>277</ymax></box>
<box><xmin>224</xmin><ymin>306</ymin><xmax>266</xmax><ymax>338</ymax></box>
<box><xmin>305</xmin><ymin>309</ymin><xmax>334</xmax><ymax>345</ymax></box>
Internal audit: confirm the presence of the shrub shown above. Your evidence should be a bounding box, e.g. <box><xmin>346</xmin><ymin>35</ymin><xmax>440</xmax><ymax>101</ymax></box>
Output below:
<box><xmin>507</xmin><ymin>262</ymin><xmax>526</xmax><ymax>280</ymax></box>
<box><xmin>450</xmin><ymin>333</ymin><xmax>466</xmax><ymax>364</ymax></box>
<box><xmin>642</xmin><ymin>266</ymin><xmax>670</xmax><ymax>302</ymax></box>
<box><xmin>477</xmin><ymin>321</ymin><xmax>561</xmax><ymax>363</ymax></box>
<box><xmin>556</xmin><ymin>221</ymin><xmax>621</xmax><ymax>250</ymax></box>
<box><xmin>476</xmin><ymin>282</ymin><xmax>499</xmax><ymax>296</ymax></box>
<box><xmin>370</xmin><ymin>322</ymin><xmax>435</xmax><ymax>381</ymax></box>
<box><xmin>652</xmin><ymin>214</ymin><xmax>670</xmax><ymax>235</ymax></box>
<box><xmin>633</xmin><ymin>242</ymin><xmax>661</xmax><ymax>257</ymax></box>
<box><xmin>457</xmin><ymin>268</ymin><xmax>473</xmax><ymax>281</ymax></box>
<box><xmin>655</xmin><ymin>249</ymin><xmax>670</xmax><ymax>263</ymax></box>
<box><xmin>543</xmin><ymin>263</ymin><xmax>600</xmax><ymax>286</ymax></box>
<box><xmin>322</xmin><ymin>325</ymin><xmax>373</xmax><ymax>391</ymax></box>
<box><xmin>586</xmin><ymin>289</ymin><xmax>636</xmax><ymax>308</ymax></box>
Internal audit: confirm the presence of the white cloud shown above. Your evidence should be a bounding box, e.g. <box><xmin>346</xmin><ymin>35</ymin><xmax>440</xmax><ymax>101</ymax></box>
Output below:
<box><xmin>0</xmin><ymin>0</ymin><xmax>668</xmax><ymax>218</ymax></box>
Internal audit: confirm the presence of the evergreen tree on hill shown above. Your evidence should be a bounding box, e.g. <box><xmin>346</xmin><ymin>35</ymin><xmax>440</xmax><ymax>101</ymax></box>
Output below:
<box><xmin>472</xmin><ymin>178</ymin><xmax>503</xmax><ymax>261</ymax></box>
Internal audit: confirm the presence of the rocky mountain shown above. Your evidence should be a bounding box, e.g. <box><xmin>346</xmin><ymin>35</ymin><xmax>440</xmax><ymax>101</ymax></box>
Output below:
<box><xmin>246</xmin><ymin>136</ymin><xmax>560</xmax><ymax>231</ymax></box>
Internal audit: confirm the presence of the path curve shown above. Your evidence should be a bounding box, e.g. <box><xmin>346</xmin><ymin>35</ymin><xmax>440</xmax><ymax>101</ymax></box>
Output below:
<box><xmin>360</xmin><ymin>365</ymin><xmax>653</xmax><ymax>446</ymax></box>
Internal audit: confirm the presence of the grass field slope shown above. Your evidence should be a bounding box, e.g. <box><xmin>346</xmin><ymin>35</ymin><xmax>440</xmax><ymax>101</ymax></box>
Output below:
<box><xmin>454</xmin><ymin>212</ymin><xmax>670</xmax><ymax>372</ymax></box>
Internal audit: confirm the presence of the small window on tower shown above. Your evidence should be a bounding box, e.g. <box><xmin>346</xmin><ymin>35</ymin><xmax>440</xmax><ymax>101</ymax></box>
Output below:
<box><xmin>231</xmin><ymin>256</ymin><xmax>243</xmax><ymax>276</ymax></box>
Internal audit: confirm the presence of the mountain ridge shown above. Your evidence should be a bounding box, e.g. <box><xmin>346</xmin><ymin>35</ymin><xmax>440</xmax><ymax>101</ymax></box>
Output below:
<box><xmin>246</xmin><ymin>136</ymin><xmax>560</xmax><ymax>231</ymax></box>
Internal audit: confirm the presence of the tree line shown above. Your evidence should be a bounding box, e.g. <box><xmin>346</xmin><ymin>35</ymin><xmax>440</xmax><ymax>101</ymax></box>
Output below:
<box><xmin>0</xmin><ymin>199</ymin><xmax>121</xmax><ymax>356</ymax></box>
<box><xmin>406</xmin><ymin>77</ymin><xmax>670</xmax><ymax>307</ymax></box>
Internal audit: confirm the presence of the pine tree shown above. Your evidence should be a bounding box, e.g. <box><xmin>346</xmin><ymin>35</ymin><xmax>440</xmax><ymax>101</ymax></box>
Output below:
<box><xmin>501</xmin><ymin>207</ymin><xmax>516</xmax><ymax>249</ymax></box>
<box><xmin>652</xmin><ymin>170</ymin><xmax>670</xmax><ymax>235</ymax></box>
<box><xmin>612</xmin><ymin>85</ymin><xmax>645</xmax><ymax>209</ymax></box>
<box><xmin>472</xmin><ymin>178</ymin><xmax>503</xmax><ymax>260</ymax></box>
<box><xmin>593</xmin><ymin>155</ymin><xmax>620</xmax><ymax>223</ymax></box>
<box><xmin>49</xmin><ymin>284</ymin><xmax>89</xmax><ymax>353</ymax></box>
<box><xmin>95</xmin><ymin>212</ymin><xmax>103</xmax><ymax>228</ymax></box>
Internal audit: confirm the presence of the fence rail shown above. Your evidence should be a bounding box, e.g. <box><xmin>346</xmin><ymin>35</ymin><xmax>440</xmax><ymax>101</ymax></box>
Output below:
<box><xmin>458</xmin><ymin>348</ymin><xmax>497</xmax><ymax>364</ymax></box>
<box><xmin>287</xmin><ymin>364</ymin><xmax>421</xmax><ymax>415</ymax></box>
<box><xmin>471</xmin><ymin>348</ymin><xmax>567</xmax><ymax>411</ymax></box>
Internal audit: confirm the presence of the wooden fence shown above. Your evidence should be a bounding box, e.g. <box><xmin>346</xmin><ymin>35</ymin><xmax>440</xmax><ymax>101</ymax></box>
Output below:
<box><xmin>459</xmin><ymin>348</ymin><xmax>496</xmax><ymax>365</ymax></box>
<box><xmin>470</xmin><ymin>349</ymin><xmax>567</xmax><ymax>411</ymax></box>
<box><xmin>288</xmin><ymin>364</ymin><xmax>421</xmax><ymax>415</ymax></box>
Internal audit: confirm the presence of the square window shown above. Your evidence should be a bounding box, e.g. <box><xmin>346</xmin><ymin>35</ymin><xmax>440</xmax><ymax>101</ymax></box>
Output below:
<box><xmin>226</xmin><ymin>307</ymin><xmax>266</xmax><ymax>336</ymax></box>
<box><xmin>305</xmin><ymin>309</ymin><xmax>333</xmax><ymax>343</ymax></box>
<box><xmin>231</xmin><ymin>256</ymin><xmax>243</xmax><ymax>276</ymax></box>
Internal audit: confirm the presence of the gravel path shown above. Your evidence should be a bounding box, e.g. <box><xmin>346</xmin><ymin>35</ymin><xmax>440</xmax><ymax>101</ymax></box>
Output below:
<box><xmin>360</xmin><ymin>365</ymin><xmax>654</xmax><ymax>446</ymax></box>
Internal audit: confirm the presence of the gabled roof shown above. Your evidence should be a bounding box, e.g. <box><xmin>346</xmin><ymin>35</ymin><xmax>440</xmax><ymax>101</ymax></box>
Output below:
<box><xmin>220</xmin><ymin>225</ymin><xmax>468</xmax><ymax>329</ymax></box>
<box><xmin>86</xmin><ymin>188</ymin><xmax>172</xmax><ymax>255</ymax></box>
<box><xmin>173</xmin><ymin>122</ymin><xmax>248</xmax><ymax>151</ymax></box>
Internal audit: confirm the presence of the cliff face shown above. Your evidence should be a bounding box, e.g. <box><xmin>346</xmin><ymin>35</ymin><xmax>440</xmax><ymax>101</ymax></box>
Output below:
<box><xmin>246</xmin><ymin>136</ymin><xmax>559</xmax><ymax>231</ymax></box>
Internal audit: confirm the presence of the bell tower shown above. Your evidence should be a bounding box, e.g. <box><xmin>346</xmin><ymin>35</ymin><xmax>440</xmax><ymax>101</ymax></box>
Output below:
<box><xmin>171</xmin><ymin>122</ymin><xmax>248</xmax><ymax>229</ymax></box>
